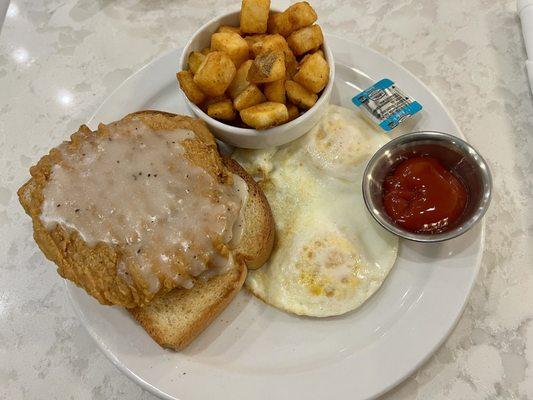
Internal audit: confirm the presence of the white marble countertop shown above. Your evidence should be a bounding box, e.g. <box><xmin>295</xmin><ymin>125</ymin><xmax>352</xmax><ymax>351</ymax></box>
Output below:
<box><xmin>1</xmin><ymin>0</ymin><xmax>532</xmax><ymax>399</ymax></box>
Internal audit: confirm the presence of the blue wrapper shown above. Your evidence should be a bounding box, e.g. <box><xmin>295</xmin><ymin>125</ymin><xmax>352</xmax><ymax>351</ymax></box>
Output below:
<box><xmin>352</xmin><ymin>78</ymin><xmax>422</xmax><ymax>132</ymax></box>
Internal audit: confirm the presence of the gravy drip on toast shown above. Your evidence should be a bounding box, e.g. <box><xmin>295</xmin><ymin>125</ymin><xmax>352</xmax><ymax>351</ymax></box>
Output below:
<box><xmin>40</xmin><ymin>119</ymin><xmax>246</xmax><ymax>293</ymax></box>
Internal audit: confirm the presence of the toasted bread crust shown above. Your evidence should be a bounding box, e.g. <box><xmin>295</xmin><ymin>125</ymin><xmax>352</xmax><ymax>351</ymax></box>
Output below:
<box><xmin>129</xmin><ymin>261</ymin><xmax>247</xmax><ymax>350</ymax></box>
<box><xmin>223</xmin><ymin>156</ymin><xmax>275</xmax><ymax>269</ymax></box>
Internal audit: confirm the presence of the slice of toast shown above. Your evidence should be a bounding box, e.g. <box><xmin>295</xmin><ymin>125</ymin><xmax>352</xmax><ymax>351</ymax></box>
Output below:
<box><xmin>129</xmin><ymin>260</ymin><xmax>247</xmax><ymax>350</ymax></box>
<box><xmin>18</xmin><ymin>110</ymin><xmax>275</xmax><ymax>350</ymax></box>
<box><xmin>129</xmin><ymin>155</ymin><xmax>275</xmax><ymax>350</ymax></box>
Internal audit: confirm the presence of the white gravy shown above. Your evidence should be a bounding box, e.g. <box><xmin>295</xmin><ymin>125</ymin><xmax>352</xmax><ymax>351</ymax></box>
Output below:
<box><xmin>40</xmin><ymin>119</ymin><xmax>246</xmax><ymax>293</ymax></box>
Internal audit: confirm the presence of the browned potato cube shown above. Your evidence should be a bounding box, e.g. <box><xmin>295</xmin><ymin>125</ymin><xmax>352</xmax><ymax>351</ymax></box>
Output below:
<box><xmin>287</xmin><ymin>25</ymin><xmax>324</xmax><ymax>56</ymax></box>
<box><xmin>217</xmin><ymin>25</ymin><xmax>242</xmax><ymax>35</ymax></box>
<box><xmin>211</xmin><ymin>32</ymin><xmax>249</xmax><ymax>67</ymax></box>
<box><xmin>251</xmin><ymin>34</ymin><xmax>288</xmax><ymax>57</ymax></box>
<box><xmin>298</xmin><ymin>48</ymin><xmax>325</xmax><ymax>67</ymax></box>
<box><xmin>193</xmin><ymin>51</ymin><xmax>236</xmax><ymax>96</ymax></box>
<box><xmin>299</xmin><ymin>53</ymin><xmax>310</xmax><ymax>65</ymax></box>
<box><xmin>264</xmin><ymin>79</ymin><xmax>286</xmax><ymax>103</ymax></box>
<box><xmin>204</xmin><ymin>95</ymin><xmax>229</xmax><ymax>107</ymax></box>
<box><xmin>250</xmin><ymin>34</ymin><xmax>297</xmax><ymax>78</ymax></box>
<box><xmin>267</xmin><ymin>2</ymin><xmax>317</xmax><ymax>37</ymax></box>
<box><xmin>200</xmin><ymin>95</ymin><xmax>229</xmax><ymax>114</ymax></box>
<box><xmin>240</xmin><ymin>102</ymin><xmax>289</xmax><ymax>129</ymax></box>
<box><xmin>285</xmin><ymin>80</ymin><xmax>317</xmax><ymax>109</ymax></box>
<box><xmin>177</xmin><ymin>71</ymin><xmax>206</xmax><ymax>105</ymax></box>
<box><xmin>267</xmin><ymin>11</ymin><xmax>292</xmax><ymax>37</ymax></box>
<box><xmin>207</xmin><ymin>99</ymin><xmax>236</xmax><ymax>121</ymax></box>
<box><xmin>294</xmin><ymin>52</ymin><xmax>329</xmax><ymax>93</ymax></box>
<box><xmin>233</xmin><ymin>84</ymin><xmax>266</xmax><ymax>111</ymax></box>
<box><xmin>247</xmin><ymin>50</ymin><xmax>286</xmax><ymax>83</ymax></box>
<box><xmin>244</xmin><ymin>34</ymin><xmax>267</xmax><ymax>53</ymax></box>
<box><xmin>287</xmin><ymin>2</ymin><xmax>317</xmax><ymax>30</ymax></box>
<box><xmin>188</xmin><ymin>51</ymin><xmax>206</xmax><ymax>74</ymax></box>
<box><xmin>240</xmin><ymin>0</ymin><xmax>270</xmax><ymax>34</ymax></box>
<box><xmin>227</xmin><ymin>59</ymin><xmax>253</xmax><ymax>99</ymax></box>
<box><xmin>285</xmin><ymin>49</ymin><xmax>298</xmax><ymax>78</ymax></box>
<box><xmin>287</xmin><ymin>103</ymin><xmax>300</xmax><ymax>121</ymax></box>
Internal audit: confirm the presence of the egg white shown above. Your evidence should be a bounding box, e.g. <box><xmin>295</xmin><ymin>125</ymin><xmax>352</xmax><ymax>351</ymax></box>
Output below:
<box><xmin>233</xmin><ymin>105</ymin><xmax>399</xmax><ymax>317</ymax></box>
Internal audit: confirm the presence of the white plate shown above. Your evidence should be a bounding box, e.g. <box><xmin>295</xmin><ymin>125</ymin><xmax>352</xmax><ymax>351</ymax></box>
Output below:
<box><xmin>67</xmin><ymin>35</ymin><xmax>484</xmax><ymax>400</ymax></box>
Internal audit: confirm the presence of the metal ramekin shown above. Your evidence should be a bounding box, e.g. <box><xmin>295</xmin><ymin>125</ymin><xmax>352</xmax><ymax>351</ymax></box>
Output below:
<box><xmin>362</xmin><ymin>131</ymin><xmax>492</xmax><ymax>242</ymax></box>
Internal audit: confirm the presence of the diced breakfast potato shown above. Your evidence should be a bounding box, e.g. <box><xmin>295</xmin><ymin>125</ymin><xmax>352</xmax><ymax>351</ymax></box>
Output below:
<box><xmin>240</xmin><ymin>101</ymin><xmax>289</xmax><ymax>129</ymax></box>
<box><xmin>294</xmin><ymin>52</ymin><xmax>329</xmax><ymax>93</ymax></box>
<box><xmin>177</xmin><ymin>0</ymin><xmax>327</xmax><ymax>130</ymax></box>
<box><xmin>251</xmin><ymin>34</ymin><xmax>288</xmax><ymax>57</ymax></box>
<box><xmin>287</xmin><ymin>103</ymin><xmax>300</xmax><ymax>121</ymax></box>
<box><xmin>207</xmin><ymin>99</ymin><xmax>236</xmax><ymax>121</ymax></box>
<box><xmin>211</xmin><ymin>32</ymin><xmax>249</xmax><ymax>67</ymax></box>
<box><xmin>188</xmin><ymin>51</ymin><xmax>206</xmax><ymax>74</ymax></box>
<box><xmin>240</xmin><ymin>0</ymin><xmax>270</xmax><ymax>34</ymax></box>
<box><xmin>204</xmin><ymin>95</ymin><xmax>229</xmax><ymax>107</ymax></box>
<box><xmin>267</xmin><ymin>2</ymin><xmax>317</xmax><ymax>37</ymax></box>
<box><xmin>177</xmin><ymin>71</ymin><xmax>206</xmax><ymax>105</ymax></box>
<box><xmin>227</xmin><ymin>60</ymin><xmax>253</xmax><ymax>99</ymax></box>
<box><xmin>244</xmin><ymin>34</ymin><xmax>267</xmax><ymax>54</ymax></box>
<box><xmin>247</xmin><ymin>50</ymin><xmax>286</xmax><ymax>83</ymax></box>
<box><xmin>264</xmin><ymin>79</ymin><xmax>286</xmax><ymax>103</ymax></box>
<box><xmin>285</xmin><ymin>49</ymin><xmax>298</xmax><ymax>78</ymax></box>
<box><xmin>193</xmin><ymin>51</ymin><xmax>236</xmax><ymax>96</ymax></box>
<box><xmin>287</xmin><ymin>25</ymin><xmax>324</xmax><ymax>56</ymax></box>
<box><xmin>233</xmin><ymin>84</ymin><xmax>266</xmax><ymax>111</ymax></box>
<box><xmin>267</xmin><ymin>11</ymin><xmax>292</xmax><ymax>37</ymax></box>
<box><xmin>285</xmin><ymin>80</ymin><xmax>318</xmax><ymax>109</ymax></box>
<box><xmin>299</xmin><ymin>53</ymin><xmax>311</xmax><ymax>65</ymax></box>
<box><xmin>251</xmin><ymin>34</ymin><xmax>298</xmax><ymax>78</ymax></box>
<box><xmin>286</xmin><ymin>2</ymin><xmax>317</xmax><ymax>31</ymax></box>
<box><xmin>299</xmin><ymin>48</ymin><xmax>324</xmax><ymax>65</ymax></box>
<box><xmin>217</xmin><ymin>25</ymin><xmax>242</xmax><ymax>35</ymax></box>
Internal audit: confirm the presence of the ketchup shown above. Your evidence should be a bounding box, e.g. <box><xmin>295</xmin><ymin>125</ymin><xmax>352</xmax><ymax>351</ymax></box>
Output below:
<box><xmin>383</xmin><ymin>156</ymin><xmax>467</xmax><ymax>233</ymax></box>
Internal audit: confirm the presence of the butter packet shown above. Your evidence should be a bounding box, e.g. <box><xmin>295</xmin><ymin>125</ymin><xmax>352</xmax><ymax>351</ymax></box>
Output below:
<box><xmin>352</xmin><ymin>78</ymin><xmax>422</xmax><ymax>132</ymax></box>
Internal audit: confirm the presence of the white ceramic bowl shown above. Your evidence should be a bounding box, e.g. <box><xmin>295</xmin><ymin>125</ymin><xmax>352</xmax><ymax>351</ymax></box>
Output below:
<box><xmin>179</xmin><ymin>10</ymin><xmax>335</xmax><ymax>149</ymax></box>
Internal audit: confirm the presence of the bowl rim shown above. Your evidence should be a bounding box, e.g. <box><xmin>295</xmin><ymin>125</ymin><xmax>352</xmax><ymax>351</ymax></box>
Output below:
<box><xmin>362</xmin><ymin>130</ymin><xmax>492</xmax><ymax>243</ymax></box>
<box><xmin>178</xmin><ymin>9</ymin><xmax>335</xmax><ymax>136</ymax></box>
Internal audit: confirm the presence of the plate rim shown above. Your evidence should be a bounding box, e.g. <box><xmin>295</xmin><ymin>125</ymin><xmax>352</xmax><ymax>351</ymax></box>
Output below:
<box><xmin>68</xmin><ymin>33</ymin><xmax>485</xmax><ymax>400</ymax></box>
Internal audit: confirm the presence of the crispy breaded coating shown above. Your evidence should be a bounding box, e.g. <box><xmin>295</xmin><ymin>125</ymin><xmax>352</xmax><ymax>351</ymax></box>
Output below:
<box><xmin>18</xmin><ymin>111</ymin><xmax>236</xmax><ymax>308</ymax></box>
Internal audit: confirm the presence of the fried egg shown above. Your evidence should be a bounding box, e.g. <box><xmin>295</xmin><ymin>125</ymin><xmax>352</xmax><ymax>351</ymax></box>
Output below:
<box><xmin>233</xmin><ymin>105</ymin><xmax>399</xmax><ymax>317</ymax></box>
